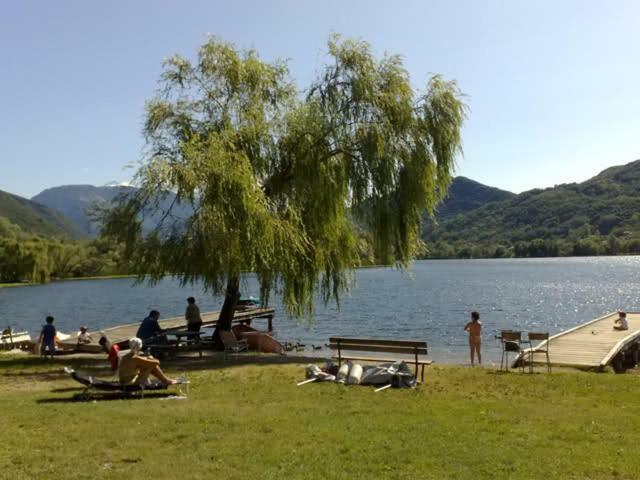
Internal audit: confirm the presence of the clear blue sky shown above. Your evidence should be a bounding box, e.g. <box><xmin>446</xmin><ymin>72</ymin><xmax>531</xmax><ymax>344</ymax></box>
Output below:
<box><xmin>1</xmin><ymin>0</ymin><xmax>639</xmax><ymax>198</ymax></box>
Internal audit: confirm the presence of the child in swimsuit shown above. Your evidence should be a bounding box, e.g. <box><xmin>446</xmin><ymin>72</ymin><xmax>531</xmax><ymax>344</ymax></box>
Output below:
<box><xmin>464</xmin><ymin>311</ymin><xmax>482</xmax><ymax>365</ymax></box>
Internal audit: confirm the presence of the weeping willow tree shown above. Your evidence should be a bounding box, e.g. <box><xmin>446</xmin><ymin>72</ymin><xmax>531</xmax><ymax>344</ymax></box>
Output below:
<box><xmin>103</xmin><ymin>35</ymin><xmax>466</xmax><ymax>335</ymax></box>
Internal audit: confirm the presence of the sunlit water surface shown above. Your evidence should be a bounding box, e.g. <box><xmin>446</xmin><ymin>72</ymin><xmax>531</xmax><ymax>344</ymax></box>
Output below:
<box><xmin>2</xmin><ymin>257</ymin><xmax>639</xmax><ymax>364</ymax></box>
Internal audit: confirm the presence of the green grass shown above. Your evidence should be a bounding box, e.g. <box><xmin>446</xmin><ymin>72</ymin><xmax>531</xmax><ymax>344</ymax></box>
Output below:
<box><xmin>0</xmin><ymin>282</ymin><xmax>32</xmax><ymax>288</ymax></box>
<box><xmin>1</xmin><ymin>355</ymin><xmax>640</xmax><ymax>479</ymax></box>
<box><xmin>0</xmin><ymin>274</ymin><xmax>136</xmax><ymax>288</ymax></box>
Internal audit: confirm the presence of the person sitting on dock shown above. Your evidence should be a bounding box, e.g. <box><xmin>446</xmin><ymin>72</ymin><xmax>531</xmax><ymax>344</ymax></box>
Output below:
<box><xmin>136</xmin><ymin>310</ymin><xmax>164</xmax><ymax>344</ymax></box>
<box><xmin>464</xmin><ymin>311</ymin><xmax>482</xmax><ymax>365</ymax></box>
<box><xmin>98</xmin><ymin>334</ymin><xmax>120</xmax><ymax>371</ymax></box>
<box><xmin>613</xmin><ymin>311</ymin><xmax>629</xmax><ymax>331</ymax></box>
<box><xmin>119</xmin><ymin>337</ymin><xmax>176</xmax><ymax>385</ymax></box>
<box><xmin>185</xmin><ymin>297</ymin><xmax>202</xmax><ymax>333</ymax></box>
<box><xmin>38</xmin><ymin>316</ymin><xmax>57</xmax><ymax>359</ymax></box>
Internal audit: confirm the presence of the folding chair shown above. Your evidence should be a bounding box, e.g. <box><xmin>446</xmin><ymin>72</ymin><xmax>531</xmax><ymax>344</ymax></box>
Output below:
<box><xmin>499</xmin><ymin>330</ymin><xmax>525</xmax><ymax>372</ymax></box>
<box><xmin>525</xmin><ymin>332</ymin><xmax>551</xmax><ymax>373</ymax></box>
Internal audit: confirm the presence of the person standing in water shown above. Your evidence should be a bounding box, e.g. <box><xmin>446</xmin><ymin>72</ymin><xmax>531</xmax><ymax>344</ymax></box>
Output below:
<box><xmin>464</xmin><ymin>311</ymin><xmax>482</xmax><ymax>365</ymax></box>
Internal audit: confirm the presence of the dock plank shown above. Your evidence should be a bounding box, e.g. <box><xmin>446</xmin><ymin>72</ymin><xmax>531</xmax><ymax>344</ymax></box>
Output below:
<box><xmin>521</xmin><ymin>312</ymin><xmax>640</xmax><ymax>369</ymax></box>
<box><xmin>58</xmin><ymin>307</ymin><xmax>275</xmax><ymax>352</ymax></box>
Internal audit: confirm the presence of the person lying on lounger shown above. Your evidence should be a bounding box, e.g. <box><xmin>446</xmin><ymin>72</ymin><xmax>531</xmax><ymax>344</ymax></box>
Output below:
<box><xmin>613</xmin><ymin>311</ymin><xmax>629</xmax><ymax>331</ymax></box>
<box><xmin>118</xmin><ymin>337</ymin><xmax>177</xmax><ymax>385</ymax></box>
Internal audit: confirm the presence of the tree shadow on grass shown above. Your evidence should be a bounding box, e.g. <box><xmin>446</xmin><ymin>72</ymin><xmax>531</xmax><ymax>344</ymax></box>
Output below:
<box><xmin>37</xmin><ymin>392</ymin><xmax>180</xmax><ymax>403</ymax></box>
<box><xmin>485</xmin><ymin>370</ymin><xmax>513</xmax><ymax>376</ymax></box>
<box><xmin>0</xmin><ymin>355</ymin><xmax>111</xmax><ymax>374</ymax></box>
<box><xmin>49</xmin><ymin>387</ymin><xmax>86</xmax><ymax>393</ymax></box>
<box><xmin>1</xmin><ymin>352</ymin><xmax>327</xmax><ymax>388</ymax></box>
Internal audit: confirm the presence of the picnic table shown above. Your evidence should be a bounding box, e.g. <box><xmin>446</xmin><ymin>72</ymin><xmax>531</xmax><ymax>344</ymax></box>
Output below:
<box><xmin>145</xmin><ymin>329</ymin><xmax>216</xmax><ymax>358</ymax></box>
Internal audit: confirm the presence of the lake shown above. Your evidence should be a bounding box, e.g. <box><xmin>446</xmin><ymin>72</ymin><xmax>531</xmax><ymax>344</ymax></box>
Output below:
<box><xmin>2</xmin><ymin>257</ymin><xmax>639</xmax><ymax>365</ymax></box>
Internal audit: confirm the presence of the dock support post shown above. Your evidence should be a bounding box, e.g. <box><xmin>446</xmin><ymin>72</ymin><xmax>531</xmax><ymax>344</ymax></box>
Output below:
<box><xmin>268</xmin><ymin>315</ymin><xmax>273</xmax><ymax>332</ymax></box>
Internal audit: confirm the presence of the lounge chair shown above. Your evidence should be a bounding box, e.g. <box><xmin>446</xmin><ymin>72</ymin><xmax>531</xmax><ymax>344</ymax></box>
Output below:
<box><xmin>64</xmin><ymin>367</ymin><xmax>188</xmax><ymax>400</ymax></box>
<box><xmin>219</xmin><ymin>330</ymin><xmax>249</xmax><ymax>358</ymax></box>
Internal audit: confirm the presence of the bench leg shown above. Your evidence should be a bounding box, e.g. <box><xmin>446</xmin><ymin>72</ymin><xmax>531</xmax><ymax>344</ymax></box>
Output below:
<box><xmin>421</xmin><ymin>365</ymin><xmax>425</xmax><ymax>383</ymax></box>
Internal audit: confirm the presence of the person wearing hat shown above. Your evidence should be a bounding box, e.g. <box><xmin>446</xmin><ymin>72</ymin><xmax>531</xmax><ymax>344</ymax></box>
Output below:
<box><xmin>185</xmin><ymin>297</ymin><xmax>202</xmax><ymax>333</ymax></box>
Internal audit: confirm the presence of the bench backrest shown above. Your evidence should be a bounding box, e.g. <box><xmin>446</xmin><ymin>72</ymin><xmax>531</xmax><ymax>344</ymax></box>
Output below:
<box><xmin>328</xmin><ymin>337</ymin><xmax>427</xmax><ymax>356</ymax></box>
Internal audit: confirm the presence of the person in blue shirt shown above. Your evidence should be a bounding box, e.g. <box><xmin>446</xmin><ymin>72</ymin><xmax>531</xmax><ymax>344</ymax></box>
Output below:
<box><xmin>136</xmin><ymin>310</ymin><xmax>164</xmax><ymax>343</ymax></box>
<box><xmin>38</xmin><ymin>316</ymin><xmax>57</xmax><ymax>359</ymax></box>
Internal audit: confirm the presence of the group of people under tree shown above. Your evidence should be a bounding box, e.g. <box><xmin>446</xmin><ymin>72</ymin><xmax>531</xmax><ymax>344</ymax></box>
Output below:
<box><xmin>37</xmin><ymin>297</ymin><xmax>204</xmax><ymax>385</ymax></box>
<box><xmin>134</xmin><ymin>297</ymin><xmax>203</xmax><ymax>345</ymax></box>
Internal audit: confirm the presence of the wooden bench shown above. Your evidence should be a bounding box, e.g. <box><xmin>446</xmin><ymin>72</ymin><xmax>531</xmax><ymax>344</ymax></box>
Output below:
<box><xmin>329</xmin><ymin>337</ymin><xmax>432</xmax><ymax>382</ymax></box>
<box><xmin>144</xmin><ymin>332</ymin><xmax>217</xmax><ymax>359</ymax></box>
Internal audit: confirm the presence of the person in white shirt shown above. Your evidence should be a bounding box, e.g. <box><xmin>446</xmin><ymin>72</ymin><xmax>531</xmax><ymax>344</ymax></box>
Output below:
<box><xmin>77</xmin><ymin>326</ymin><xmax>92</xmax><ymax>344</ymax></box>
<box><xmin>613</xmin><ymin>311</ymin><xmax>629</xmax><ymax>331</ymax></box>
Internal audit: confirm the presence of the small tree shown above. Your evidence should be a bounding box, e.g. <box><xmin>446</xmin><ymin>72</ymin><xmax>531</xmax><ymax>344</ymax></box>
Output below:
<box><xmin>103</xmin><ymin>35</ymin><xmax>466</xmax><ymax>335</ymax></box>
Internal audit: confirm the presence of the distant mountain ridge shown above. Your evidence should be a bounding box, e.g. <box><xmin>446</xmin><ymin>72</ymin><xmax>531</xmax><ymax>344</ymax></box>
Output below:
<box><xmin>434</xmin><ymin>176</ymin><xmax>515</xmax><ymax>220</ymax></box>
<box><xmin>31</xmin><ymin>176</ymin><xmax>511</xmax><ymax>238</ymax></box>
<box><xmin>0</xmin><ymin>189</ymin><xmax>84</xmax><ymax>238</ymax></box>
<box><xmin>14</xmin><ymin>159</ymin><xmax>640</xmax><ymax>257</ymax></box>
<box><xmin>31</xmin><ymin>184</ymin><xmax>193</xmax><ymax>237</ymax></box>
<box><xmin>32</xmin><ymin>185</ymin><xmax>131</xmax><ymax>236</ymax></box>
<box><xmin>425</xmin><ymin>159</ymin><xmax>640</xmax><ymax>257</ymax></box>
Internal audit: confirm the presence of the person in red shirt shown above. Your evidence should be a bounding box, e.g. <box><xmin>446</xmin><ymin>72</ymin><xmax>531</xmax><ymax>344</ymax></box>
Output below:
<box><xmin>98</xmin><ymin>334</ymin><xmax>120</xmax><ymax>371</ymax></box>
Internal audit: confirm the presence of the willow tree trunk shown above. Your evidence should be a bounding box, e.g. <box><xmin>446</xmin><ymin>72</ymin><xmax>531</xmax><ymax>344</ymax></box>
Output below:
<box><xmin>213</xmin><ymin>276</ymin><xmax>240</xmax><ymax>346</ymax></box>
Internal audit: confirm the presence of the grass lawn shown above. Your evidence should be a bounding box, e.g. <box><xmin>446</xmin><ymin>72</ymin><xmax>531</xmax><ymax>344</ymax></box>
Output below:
<box><xmin>1</xmin><ymin>354</ymin><xmax>639</xmax><ymax>480</ymax></box>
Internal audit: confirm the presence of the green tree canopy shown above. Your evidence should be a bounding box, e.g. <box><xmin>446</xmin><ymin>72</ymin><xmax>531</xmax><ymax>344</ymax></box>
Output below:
<box><xmin>103</xmin><ymin>35</ymin><xmax>466</xmax><ymax>323</ymax></box>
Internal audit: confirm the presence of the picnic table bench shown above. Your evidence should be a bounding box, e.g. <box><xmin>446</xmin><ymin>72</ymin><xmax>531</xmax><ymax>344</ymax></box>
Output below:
<box><xmin>145</xmin><ymin>330</ymin><xmax>216</xmax><ymax>359</ymax></box>
<box><xmin>329</xmin><ymin>337</ymin><xmax>432</xmax><ymax>382</ymax></box>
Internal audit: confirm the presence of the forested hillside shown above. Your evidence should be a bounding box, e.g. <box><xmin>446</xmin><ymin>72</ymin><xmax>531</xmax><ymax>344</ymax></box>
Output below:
<box><xmin>433</xmin><ymin>176</ymin><xmax>514</xmax><ymax>219</ymax></box>
<box><xmin>0</xmin><ymin>216</ymin><xmax>127</xmax><ymax>284</ymax></box>
<box><xmin>0</xmin><ymin>189</ymin><xmax>84</xmax><ymax>238</ymax></box>
<box><xmin>3</xmin><ymin>159</ymin><xmax>640</xmax><ymax>283</ymax></box>
<box><xmin>425</xmin><ymin>159</ymin><xmax>640</xmax><ymax>258</ymax></box>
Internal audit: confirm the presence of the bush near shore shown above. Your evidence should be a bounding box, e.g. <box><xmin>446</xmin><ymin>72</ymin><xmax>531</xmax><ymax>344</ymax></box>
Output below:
<box><xmin>1</xmin><ymin>355</ymin><xmax>640</xmax><ymax>479</ymax></box>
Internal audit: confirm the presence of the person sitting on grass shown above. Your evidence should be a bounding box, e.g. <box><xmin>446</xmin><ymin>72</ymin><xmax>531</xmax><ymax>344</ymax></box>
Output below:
<box><xmin>98</xmin><ymin>334</ymin><xmax>120</xmax><ymax>371</ymax></box>
<box><xmin>77</xmin><ymin>326</ymin><xmax>92</xmax><ymax>345</ymax></box>
<box><xmin>38</xmin><ymin>316</ymin><xmax>57</xmax><ymax>359</ymax></box>
<box><xmin>118</xmin><ymin>337</ymin><xmax>177</xmax><ymax>385</ymax></box>
<box><xmin>464</xmin><ymin>311</ymin><xmax>482</xmax><ymax>365</ymax></box>
<box><xmin>613</xmin><ymin>311</ymin><xmax>629</xmax><ymax>331</ymax></box>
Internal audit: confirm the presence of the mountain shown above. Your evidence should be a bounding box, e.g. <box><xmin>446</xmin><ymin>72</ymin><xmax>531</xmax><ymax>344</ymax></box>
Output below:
<box><xmin>32</xmin><ymin>184</ymin><xmax>193</xmax><ymax>236</ymax></box>
<box><xmin>434</xmin><ymin>176</ymin><xmax>515</xmax><ymax>220</ymax></box>
<box><xmin>425</xmin><ymin>159</ymin><xmax>640</xmax><ymax>257</ymax></box>
<box><xmin>32</xmin><ymin>177</ymin><xmax>510</xmax><ymax>238</ymax></box>
<box><xmin>0</xmin><ymin>189</ymin><xmax>84</xmax><ymax>238</ymax></box>
<box><xmin>32</xmin><ymin>185</ymin><xmax>130</xmax><ymax>236</ymax></box>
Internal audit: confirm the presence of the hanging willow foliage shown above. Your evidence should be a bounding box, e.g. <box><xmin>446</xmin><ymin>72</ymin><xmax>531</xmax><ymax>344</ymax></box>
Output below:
<box><xmin>102</xmin><ymin>35</ymin><xmax>467</xmax><ymax>318</ymax></box>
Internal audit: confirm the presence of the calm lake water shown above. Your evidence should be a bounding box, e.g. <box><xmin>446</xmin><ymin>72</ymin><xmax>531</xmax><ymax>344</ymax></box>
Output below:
<box><xmin>2</xmin><ymin>257</ymin><xmax>640</xmax><ymax>365</ymax></box>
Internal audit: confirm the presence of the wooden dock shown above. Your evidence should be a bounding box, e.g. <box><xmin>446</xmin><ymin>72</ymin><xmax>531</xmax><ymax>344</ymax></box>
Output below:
<box><xmin>520</xmin><ymin>311</ymin><xmax>640</xmax><ymax>370</ymax></box>
<box><xmin>58</xmin><ymin>307</ymin><xmax>275</xmax><ymax>353</ymax></box>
